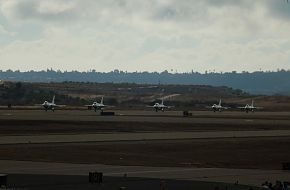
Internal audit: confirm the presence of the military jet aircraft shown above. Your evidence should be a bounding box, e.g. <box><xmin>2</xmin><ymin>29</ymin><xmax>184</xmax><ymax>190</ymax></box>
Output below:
<box><xmin>209</xmin><ymin>99</ymin><xmax>230</xmax><ymax>112</ymax></box>
<box><xmin>147</xmin><ymin>98</ymin><xmax>173</xmax><ymax>112</ymax></box>
<box><xmin>39</xmin><ymin>95</ymin><xmax>65</xmax><ymax>112</ymax></box>
<box><xmin>86</xmin><ymin>97</ymin><xmax>109</xmax><ymax>112</ymax></box>
<box><xmin>237</xmin><ymin>100</ymin><xmax>262</xmax><ymax>113</ymax></box>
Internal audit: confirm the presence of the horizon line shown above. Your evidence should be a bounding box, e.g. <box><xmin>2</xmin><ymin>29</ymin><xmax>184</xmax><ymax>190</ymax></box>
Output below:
<box><xmin>0</xmin><ymin>69</ymin><xmax>290</xmax><ymax>75</ymax></box>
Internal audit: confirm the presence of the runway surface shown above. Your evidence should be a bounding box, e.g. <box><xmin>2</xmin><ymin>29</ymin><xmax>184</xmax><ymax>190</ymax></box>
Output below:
<box><xmin>0</xmin><ymin>160</ymin><xmax>289</xmax><ymax>186</ymax></box>
<box><xmin>1</xmin><ymin>110</ymin><xmax>290</xmax><ymax>136</ymax></box>
<box><xmin>1</xmin><ymin>110</ymin><xmax>290</xmax><ymax>124</ymax></box>
<box><xmin>1</xmin><ymin>130</ymin><xmax>290</xmax><ymax>144</ymax></box>
<box><xmin>1</xmin><ymin>110</ymin><xmax>290</xmax><ymax>187</ymax></box>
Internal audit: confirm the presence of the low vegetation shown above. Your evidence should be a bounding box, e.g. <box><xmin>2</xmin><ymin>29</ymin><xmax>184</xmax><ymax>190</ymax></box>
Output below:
<box><xmin>0</xmin><ymin>81</ymin><xmax>290</xmax><ymax>110</ymax></box>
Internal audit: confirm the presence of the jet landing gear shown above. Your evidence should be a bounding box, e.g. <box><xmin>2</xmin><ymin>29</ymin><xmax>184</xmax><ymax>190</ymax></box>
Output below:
<box><xmin>245</xmin><ymin>109</ymin><xmax>254</xmax><ymax>113</ymax></box>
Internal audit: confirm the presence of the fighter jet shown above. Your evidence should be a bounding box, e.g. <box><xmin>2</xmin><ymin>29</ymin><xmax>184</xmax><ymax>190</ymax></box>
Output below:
<box><xmin>147</xmin><ymin>98</ymin><xmax>173</xmax><ymax>112</ymax></box>
<box><xmin>237</xmin><ymin>100</ymin><xmax>262</xmax><ymax>113</ymax></box>
<box><xmin>210</xmin><ymin>99</ymin><xmax>230</xmax><ymax>112</ymax></box>
<box><xmin>39</xmin><ymin>95</ymin><xmax>65</xmax><ymax>112</ymax></box>
<box><xmin>86</xmin><ymin>97</ymin><xmax>108</xmax><ymax>112</ymax></box>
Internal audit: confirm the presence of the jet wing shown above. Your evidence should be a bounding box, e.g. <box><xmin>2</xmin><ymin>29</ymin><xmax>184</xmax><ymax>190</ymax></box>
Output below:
<box><xmin>104</xmin><ymin>105</ymin><xmax>115</xmax><ymax>108</ymax></box>
<box><xmin>54</xmin><ymin>105</ymin><xmax>66</xmax><ymax>107</ymax></box>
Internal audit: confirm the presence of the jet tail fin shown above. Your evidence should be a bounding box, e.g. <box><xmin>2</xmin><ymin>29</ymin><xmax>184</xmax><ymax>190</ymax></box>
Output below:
<box><xmin>219</xmin><ymin>99</ymin><xmax>222</xmax><ymax>106</ymax></box>
<box><xmin>100</xmin><ymin>97</ymin><xmax>104</xmax><ymax>104</ymax></box>
<box><xmin>161</xmin><ymin>98</ymin><xmax>164</xmax><ymax>105</ymax></box>
<box><xmin>52</xmin><ymin>95</ymin><xmax>55</xmax><ymax>104</ymax></box>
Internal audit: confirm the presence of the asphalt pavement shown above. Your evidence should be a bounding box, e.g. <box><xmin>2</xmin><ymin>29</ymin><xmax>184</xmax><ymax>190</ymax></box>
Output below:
<box><xmin>0</xmin><ymin>160</ymin><xmax>289</xmax><ymax>187</ymax></box>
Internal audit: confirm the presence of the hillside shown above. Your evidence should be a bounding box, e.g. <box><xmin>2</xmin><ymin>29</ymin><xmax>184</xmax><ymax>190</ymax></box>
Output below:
<box><xmin>0</xmin><ymin>81</ymin><xmax>244</xmax><ymax>107</ymax></box>
<box><xmin>1</xmin><ymin>70</ymin><xmax>290</xmax><ymax>95</ymax></box>
<box><xmin>0</xmin><ymin>81</ymin><xmax>290</xmax><ymax>111</ymax></box>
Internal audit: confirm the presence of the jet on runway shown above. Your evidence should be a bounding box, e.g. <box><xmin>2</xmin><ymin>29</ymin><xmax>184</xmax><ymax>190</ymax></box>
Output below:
<box><xmin>39</xmin><ymin>95</ymin><xmax>65</xmax><ymax>112</ymax></box>
<box><xmin>147</xmin><ymin>98</ymin><xmax>173</xmax><ymax>112</ymax></box>
<box><xmin>86</xmin><ymin>97</ymin><xmax>108</xmax><ymax>112</ymax></box>
<box><xmin>209</xmin><ymin>99</ymin><xmax>230</xmax><ymax>112</ymax></box>
<box><xmin>237</xmin><ymin>100</ymin><xmax>262</xmax><ymax>113</ymax></box>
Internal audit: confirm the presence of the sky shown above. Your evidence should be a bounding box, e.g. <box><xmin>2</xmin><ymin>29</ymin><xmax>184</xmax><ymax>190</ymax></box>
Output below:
<box><xmin>0</xmin><ymin>0</ymin><xmax>289</xmax><ymax>73</ymax></box>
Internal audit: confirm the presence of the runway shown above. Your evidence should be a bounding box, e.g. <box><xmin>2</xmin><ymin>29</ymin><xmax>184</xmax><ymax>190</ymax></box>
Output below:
<box><xmin>1</xmin><ymin>109</ymin><xmax>290</xmax><ymax>187</ymax></box>
<box><xmin>0</xmin><ymin>160</ymin><xmax>289</xmax><ymax>186</ymax></box>
<box><xmin>1</xmin><ymin>130</ymin><xmax>290</xmax><ymax>144</ymax></box>
<box><xmin>1</xmin><ymin>110</ymin><xmax>290</xmax><ymax>136</ymax></box>
<box><xmin>1</xmin><ymin>110</ymin><xmax>290</xmax><ymax>124</ymax></box>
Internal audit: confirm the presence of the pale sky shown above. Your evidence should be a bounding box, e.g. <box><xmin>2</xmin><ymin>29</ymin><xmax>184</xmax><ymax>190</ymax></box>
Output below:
<box><xmin>0</xmin><ymin>0</ymin><xmax>290</xmax><ymax>72</ymax></box>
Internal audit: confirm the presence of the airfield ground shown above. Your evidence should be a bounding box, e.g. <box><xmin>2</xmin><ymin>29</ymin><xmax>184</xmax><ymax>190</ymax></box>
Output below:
<box><xmin>1</xmin><ymin>110</ymin><xmax>290</xmax><ymax>135</ymax></box>
<box><xmin>0</xmin><ymin>110</ymin><xmax>290</xmax><ymax>187</ymax></box>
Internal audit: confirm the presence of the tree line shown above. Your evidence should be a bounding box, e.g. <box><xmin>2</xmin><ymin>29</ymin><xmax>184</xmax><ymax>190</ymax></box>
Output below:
<box><xmin>0</xmin><ymin>69</ymin><xmax>290</xmax><ymax>95</ymax></box>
